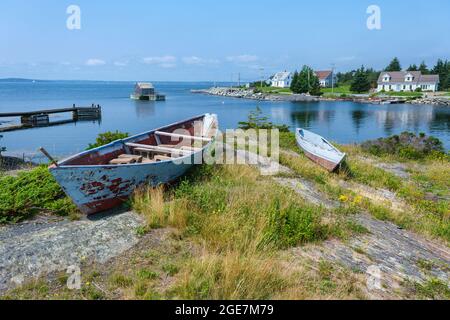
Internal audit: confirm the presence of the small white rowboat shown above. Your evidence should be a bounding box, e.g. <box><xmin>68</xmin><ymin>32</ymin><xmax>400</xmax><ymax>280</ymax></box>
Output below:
<box><xmin>295</xmin><ymin>128</ymin><xmax>346</xmax><ymax>172</ymax></box>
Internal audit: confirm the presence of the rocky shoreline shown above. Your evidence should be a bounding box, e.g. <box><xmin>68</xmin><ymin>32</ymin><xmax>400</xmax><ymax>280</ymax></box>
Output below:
<box><xmin>191</xmin><ymin>87</ymin><xmax>319</xmax><ymax>102</ymax></box>
<box><xmin>406</xmin><ymin>97</ymin><xmax>450</xmax><ymax>106</ymax></box>
<box><xmin>192</xmin><ymin>87</ymin><xmax>450</xmax><ymax>106</ymax></box>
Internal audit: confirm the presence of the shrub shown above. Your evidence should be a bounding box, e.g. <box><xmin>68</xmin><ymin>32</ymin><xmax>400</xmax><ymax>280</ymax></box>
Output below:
<box><xmin>0</xmin><ymin>166</ymin><xmax>77</xmax><ymax>223</ymax></box>
<box><xmin>87</xmin><ymin>131</ymin><xmax>129</xmax><ymax>150</ymax></box>
<box><xmin>238</xmin><ymin>107</ymin><xmax>290</xmax><ymax>132</ymax></box>
<box><xmin>361</xmin><ymin>132</ymin><xmax>447</xmax><ymax>160</ymax></box>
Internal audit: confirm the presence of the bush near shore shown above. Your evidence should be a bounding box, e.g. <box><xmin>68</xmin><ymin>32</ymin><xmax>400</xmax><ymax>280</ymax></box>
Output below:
<box><xmin>361</xmin><ymin>132</ymin><xmax>447</xmax><ymax>160</ymax></box>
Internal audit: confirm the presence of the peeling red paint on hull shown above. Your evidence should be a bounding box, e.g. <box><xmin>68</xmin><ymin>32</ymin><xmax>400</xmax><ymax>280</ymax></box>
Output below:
<box><xmin>48</xmin><ymin>113</ymin><xmax>219</xmax><ymax>215</ymax></box>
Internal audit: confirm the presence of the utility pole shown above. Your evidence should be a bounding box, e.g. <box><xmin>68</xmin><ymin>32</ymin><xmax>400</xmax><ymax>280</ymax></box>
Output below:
<box><xmin>307</xmin><ymin>69</ymin><xmax>310</xmax><ymax>93</ymax></box>
<box><xmin>238</xmin><ymin>72</ymin><xmax>241</xmax><ymax>87</ymax></box>
<box><xmin>260</xmin><ymin>67</ymin><xmax>264</xmax><ymax>88</ymax></box>
<box><xmin>331</xmin><ymin>63</ymin><xmax>336</xmax><ymax>94</ymax></box>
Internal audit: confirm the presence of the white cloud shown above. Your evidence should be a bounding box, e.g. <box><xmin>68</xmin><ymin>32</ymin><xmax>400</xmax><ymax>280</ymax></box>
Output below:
<box><xmin>86</xmin><ymin>59</ymin><xmax>106</xmax><ymax>66</ymax></box>
<box><xmin>114</xmin><ymin>60</ymin><xmax>128</xmax><ymax>67</ymax></box>
<box><xmin>143</xmin><ymin>56</ymin><xmax>177</xmax><ymax>68</ymax></box>
<box><xmin>226</xmin><ymin>55</ymin><xmax>259</xmax><ymax>63</ymax></box>
<box><xmin>182</xmin><ymin>56</ymin><xmax>220</xmax><ymax>65</ymax></box>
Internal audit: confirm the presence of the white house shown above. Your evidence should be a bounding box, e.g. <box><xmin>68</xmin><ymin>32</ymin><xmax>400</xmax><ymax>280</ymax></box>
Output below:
<box><xmin>271</xmin><ymin>71</ymin><xmax>292</xmax><ymax>88</ymax></box>
<box><xmin>315</xmin><ymin>70</ymin><xmax>336</xmax><ymax>88</ymax></box>
<box><xmin>377</xmin><ymin>71</ymin><xmax>439</xmax><ymax>92</ymax></box>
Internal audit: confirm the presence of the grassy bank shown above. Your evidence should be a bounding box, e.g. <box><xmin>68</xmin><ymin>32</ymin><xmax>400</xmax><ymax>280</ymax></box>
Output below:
<box><xmin>1</xmin><ymin>129</ymin><xmax>449</xmax><ymax>300</ymax></box>
<box><xmin>321</xmin><ymin>85</ymin><xmax>355</xmax><ymax>95</ymax></box>
<box><xmin>257</xmin><ymin>87</ymin><xmax>293</xmax><ymax>95</ymax></box>
<box><xmin>3</xmin><ymin>164</ymin><xmax>369</xmax><ymax>300</ymax></box>
<box><xmin>377</xmin><ymin>91</ymin><xmax>423</xmax><ymax>98</ymax></box>
<box><xmin>279</xmin><ymin>132</ymin><xmax>450</xmax><ymax>243</ymax></box>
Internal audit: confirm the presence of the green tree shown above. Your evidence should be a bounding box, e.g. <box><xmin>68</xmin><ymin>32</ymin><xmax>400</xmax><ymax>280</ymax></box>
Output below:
<box><xmin>432</xmin><ymin>59</ymin><xmax>449</xmax><ymax>90</ymax></box>
<box><xmin>365</xmin><ymin>68</ymin><xmax>381</xmax><ymax>89</ymax></box>
<box><xmin>419</xmin><ymin>61</ymin><xmax>429</xmax><ymax>74</ymax></box>
<box><xmin>407</xmin><ymin>64</ymin><xmax>418</xmax><ymax>71</ymax></box>
<box><xmin>291</xmin><ymin>65</ymin><xmax>321</xmax><ymax>95</ymax></box>
<box><xmin>87</xmin><ymin>131</ymin><xmax>129</xmax><ymax>150</ymax></box>
<box><xmin>238</xmin><ymin>107</ymin><xmax>289</xmax><ymax>132</ymax></box>
<box><xmin>385</xmin><ymin>57</ymin><xmax>401</xmax><ymax>72</ymax></box>
<box><xmin>290</xmin><ymin>71</ymin><xmax>299</xmax><ymax>92</ymax></box>
<box><xmin>350</xmin><ymin>66</ymin><xmax>371</xmax><ymax>93</ymax></box>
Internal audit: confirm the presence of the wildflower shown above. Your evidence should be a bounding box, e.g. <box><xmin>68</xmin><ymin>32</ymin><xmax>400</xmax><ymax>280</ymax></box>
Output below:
<box><xmin>353</xmin><ymin>196</ymin><xmax>363</xmax><ymax>204</ymax></box>
<box><xmin>339</xmin><ymin>195</ymin><xmax>349</xmax><ymax>202</ymax></box>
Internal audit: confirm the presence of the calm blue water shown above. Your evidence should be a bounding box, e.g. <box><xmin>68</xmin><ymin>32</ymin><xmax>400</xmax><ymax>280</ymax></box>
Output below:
<box><xmin>0</xmin><ymin>80</ymin><xmax>449</xmax><ymax>159</ymax></box>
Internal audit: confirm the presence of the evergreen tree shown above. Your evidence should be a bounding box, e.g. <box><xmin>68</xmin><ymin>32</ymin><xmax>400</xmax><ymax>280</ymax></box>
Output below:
<box><xmin>418</xmin><ymin>61</ymin><xmax>429</xmax><ymax>74</ymax></box>
<box><xmin>432</xmin><ymin>59</ymin><xmax>449</xmax><ymax>90</ymax></box>
<box><xmin>290</xmin><ymin>71</ymin><xmax>299</xmax><ymax>92</ymax></box>
<box><xmin>407</xmin><ymin>64</ymin><xmax>418</xmax><ymax>71</ymax></box>
<box><xmin>291</xmin><ymin>66</ymin><xmax>321</xmax><ymax>95</ymax></box>
<box><xmin>350</xmin><ymin>66</ymin><xmax>371</xmax><ymax>93</ymax></box>
<box><xmin>385</xmin><ymin>57</ymin><xmax>401</xmax><ymax>71</ymax></box>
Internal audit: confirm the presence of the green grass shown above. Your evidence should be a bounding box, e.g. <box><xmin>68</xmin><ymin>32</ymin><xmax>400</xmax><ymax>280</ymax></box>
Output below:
<box><xmin>376</xmin><ymin>91</ymin><xmax>423</xmax><ymax>97</ymax></box>
<box><xmin>257</xmin><ymin>86</ymin><xmax>293</xmax><ymax>95</ymax></box>
<box><xmin>278</xmin><ymin>133</ymin><xmax>450</xmax><ymax>243</ymax></box>
<box><xmin>321</xmin><ymin>85</ymin><xmax>356</xmax><ymax>95</ymax></box>
<box><xmin>405</xmin><ymin>278</ymin><xmax>450</xmax><ymax>300</ymax></box>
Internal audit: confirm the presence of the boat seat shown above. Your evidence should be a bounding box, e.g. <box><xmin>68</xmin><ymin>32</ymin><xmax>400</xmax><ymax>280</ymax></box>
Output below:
<box><xmin>154</xmin><ymin>155</ymin><xmax>172</xmax><ymax>162</ymax></box>
<box><xmin>157</xmin><ymin>144</ymin><xmax>202</xmax><ymax>152</ymax></box>
<box><xmin>133</xmin><ymin>147</ymin><xmax>182</xmax><ymax>157</ymax></box>
<box><xmin>109</xmin><ymin>158</ymin><xmax>138</xmax><ymax>165</ymax></box>
<box><xmin>155</xmin><ymin>131</ymin><xmax>212</xmax><ymax>142</ymax></box>
<box><xmin>118</xmin><ymin>154</ymin><xmax>143</xmax><ymax>162</ymax></box>
<box><xmin>125</xmin><ymin>143</ymin><xmax>192</xmax><ymax>156</ymax></box>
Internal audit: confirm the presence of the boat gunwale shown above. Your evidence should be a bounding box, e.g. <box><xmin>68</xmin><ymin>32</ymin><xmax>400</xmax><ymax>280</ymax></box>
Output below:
<box><xmin>53</xmin><ymin>113</ymin><xmax>217</xmax><ymax>168</ymax></box>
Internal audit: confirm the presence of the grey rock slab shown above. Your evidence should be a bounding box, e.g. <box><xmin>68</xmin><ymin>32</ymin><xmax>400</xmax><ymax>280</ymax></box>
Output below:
<box><xmin>0</xmin><ymin>211</ymin><xmax>144</xmax><ymax>293</ymax></box>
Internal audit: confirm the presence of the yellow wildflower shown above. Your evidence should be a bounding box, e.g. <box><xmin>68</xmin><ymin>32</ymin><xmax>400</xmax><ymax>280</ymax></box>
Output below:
<box><xmin>353</xmin><ymin>196</ymin><xmax>363</xmax><ymax>204</ymax></box>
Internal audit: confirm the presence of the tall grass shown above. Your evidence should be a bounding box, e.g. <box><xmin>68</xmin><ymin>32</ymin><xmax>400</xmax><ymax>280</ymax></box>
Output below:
<box><xmin>132</xmin><ymin>164</ymin><xmax>356</xmax><ymax>299</ymax></box>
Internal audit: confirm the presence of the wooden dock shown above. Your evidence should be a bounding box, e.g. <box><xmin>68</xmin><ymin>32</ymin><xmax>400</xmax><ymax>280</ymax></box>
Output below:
<box><xmin>0</xmin><ymin>104</ymin><xmax>101</xmax><ymax>132</ymax></box>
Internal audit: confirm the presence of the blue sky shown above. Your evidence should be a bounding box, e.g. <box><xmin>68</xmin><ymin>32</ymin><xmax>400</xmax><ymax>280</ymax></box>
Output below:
<box><xmin>0</xmin><ymin>0</ymin><xmax>449</xmax><ymax>81</ymax></box>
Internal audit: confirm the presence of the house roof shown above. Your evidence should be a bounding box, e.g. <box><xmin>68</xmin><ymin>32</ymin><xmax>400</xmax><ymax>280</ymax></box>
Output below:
<box><xmin>272</xmin><ymin>71</ymin><xmax>291</xmax><ymax>82</ymax></box>
<box><xmin>420</xmin><ymin>74</ymin><xmax>440</xmax><ymax>83</ymax></box>
<box><xmin>377</xmin><ymin>71</ymin><xmax>439</xmax><ymax>84</ymax></box>
<box><xmin>136</xmin><ymin>82</ymin><xmax>154</xmax><ymax>89</ymax></box>
<box><xmin>315</xmin><ymin>70</ymin><xmax>332</xmax><ymax>80</ymax></box>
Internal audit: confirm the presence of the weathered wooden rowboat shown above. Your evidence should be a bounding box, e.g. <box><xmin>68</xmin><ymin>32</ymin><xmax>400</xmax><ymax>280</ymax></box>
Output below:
<box><xmin>47</xmin><ymin>114</ymin><xmax>218</xmax><ymax>215</ymax></box>
<box><xmin>295</xmin><ymin>128</ymin><xmax>346</xmax><ymax>172</ymax></box>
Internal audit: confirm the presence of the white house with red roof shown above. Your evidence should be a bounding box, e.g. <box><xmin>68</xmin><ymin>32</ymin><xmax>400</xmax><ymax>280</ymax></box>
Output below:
<box><xmin>315</xmin><ymin>70</ymin><xmax>336</xmax><ymax>88</ymax></box>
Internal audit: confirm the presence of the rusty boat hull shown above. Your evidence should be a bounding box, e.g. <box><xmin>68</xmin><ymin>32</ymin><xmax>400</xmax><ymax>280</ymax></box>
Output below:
<box><xmin>50</xmin><ymin>114</ymin><xmax>218</xmax><ymax>215</ymax></box>
<box><xmin>295</xmin><ymin>128</ymin><xmax>346</xmax><ymax>172</ymax></box>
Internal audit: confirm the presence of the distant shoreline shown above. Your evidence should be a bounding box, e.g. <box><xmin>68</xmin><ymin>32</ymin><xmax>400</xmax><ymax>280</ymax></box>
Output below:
<box><xmin>192</xmin><ymin>86</ymin><xmax>450</xmax><ymax>106</ymax></box>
